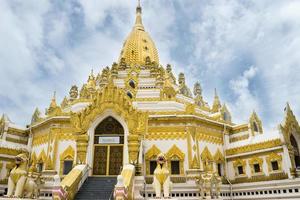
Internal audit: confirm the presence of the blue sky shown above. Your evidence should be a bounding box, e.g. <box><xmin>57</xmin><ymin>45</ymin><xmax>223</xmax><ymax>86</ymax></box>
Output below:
<box><xmin>0</xmin><ymin>0</ymin><xmax>300</xmax><ymax>130</ymax></box>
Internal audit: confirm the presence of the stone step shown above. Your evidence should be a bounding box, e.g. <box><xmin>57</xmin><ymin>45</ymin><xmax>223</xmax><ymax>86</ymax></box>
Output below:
<box><xmin>75</xmin><ymin>177</ymin><xmax>117</xmax><ymax>200</ymax></box>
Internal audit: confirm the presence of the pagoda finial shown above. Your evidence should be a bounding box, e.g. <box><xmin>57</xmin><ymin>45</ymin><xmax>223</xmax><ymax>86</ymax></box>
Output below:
<box><xmin>135</xmin><ymin>0</ymin><xmax>144</xmax><ymax>30</ymax></box>
<box><xmin>137</xmin><ymin>0</ymin><xmax>141</xmax><ymax>12</ymax></box>
<box><xmin>214</xmin><ymin>88</ymin><xmax>218</xmax><ymax>97</ymax></box>
<box><xmin>212</xmin><ymin>88</ymin><xmax>221</xmax><ymax>113</ymax></box>
<box><xmin>50</xmin><ymin>91</ymin><xmax>57</xmax><ymax>108</ymax></box>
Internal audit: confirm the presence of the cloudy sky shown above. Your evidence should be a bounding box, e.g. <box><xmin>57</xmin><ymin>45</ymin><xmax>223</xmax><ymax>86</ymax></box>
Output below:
<box><xmin>0</xmin><ymin>0</ymin><xmax>300</xmax><ymax>130</ymax></box>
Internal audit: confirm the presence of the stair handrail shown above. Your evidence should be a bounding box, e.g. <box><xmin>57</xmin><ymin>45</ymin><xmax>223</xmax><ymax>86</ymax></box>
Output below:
<box><xmin>113</xmin><ymin>164</ymin><xmax>135</xmax><ymax>200</ymax></box>
<box><xmin>58</xmin><ymin>164</ymin><xmax>88</xmax><ymax>200</ymax></box>
<box><xmin>77</xmin><ymin>164</ymin><xmax>89</xmax><ymax>190</ymax></box>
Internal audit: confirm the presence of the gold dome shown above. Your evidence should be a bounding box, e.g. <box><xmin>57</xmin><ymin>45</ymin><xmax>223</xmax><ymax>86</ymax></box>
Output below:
<box><xmin>119</xmin><ymin>2</ymin><xmax>159</xmax><ymax>66</ymax></box>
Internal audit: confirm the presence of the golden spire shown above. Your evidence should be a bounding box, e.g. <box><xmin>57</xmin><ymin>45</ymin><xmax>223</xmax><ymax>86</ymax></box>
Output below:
<box><xmin>87</xmin><ymin>69</ymin><xmax>96</xmax><ymax>89</ymax></box>
<box><xmin>119</xmin><ymin>0</ymin><xmax>159</xmax><ymax>67</ymax></box>
<box><xmin>50</xmin><ymin>91</ymin><xmax>57</xmax><ymax>108</ymax></box>
<box><xmin>212</xmin><ymin>88</ymin><xmax>221</xmax><ymax>113</ymax></box>
<box><xmin>135</xmin><ymin>0</ymin><xmax>144</xmax><ymax>31</ymax></box>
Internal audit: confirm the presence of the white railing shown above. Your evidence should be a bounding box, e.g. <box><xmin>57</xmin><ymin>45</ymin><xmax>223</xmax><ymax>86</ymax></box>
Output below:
<box><xmin>138</xmin><ymin>178</ymin><xmax>300</xmax><ymax>200</ymax></box>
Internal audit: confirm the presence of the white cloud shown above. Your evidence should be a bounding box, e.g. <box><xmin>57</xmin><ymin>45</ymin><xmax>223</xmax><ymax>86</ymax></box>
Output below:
<box><xmin>189</xmin><ymin>0</ymin><xmax>300</xmax><ymax>127</ymax></box>
<box><xmin>229</xmin><ymin>66</ymin><xmax>259</xmax><ymax>123</ymax></box>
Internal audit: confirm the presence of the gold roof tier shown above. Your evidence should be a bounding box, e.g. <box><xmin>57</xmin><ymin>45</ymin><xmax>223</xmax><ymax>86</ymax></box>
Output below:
<box><xmin>119</xmin><ymin>1</ymin><xmax>159</xmax><ymax>67</ymax></box>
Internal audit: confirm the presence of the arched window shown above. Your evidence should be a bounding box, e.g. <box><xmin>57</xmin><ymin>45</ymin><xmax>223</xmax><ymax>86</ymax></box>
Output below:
<box><xmin>129</xmin><ymin>80</ymin><xmax>135</xmax><ymax>89</ymax></box>
<box><xmin>127</xmin><ymin>91</ymin><xmax>133</xmax><ymax>99</ymax></box>
<box><xmin>95</xmin><ymin>117</ymin><xmax>124</xmax><ymax>135</ymax></box>
<box><xmin>290</xmin><ymin>135</ymin><xmax>300</xmax><ymax>168</ymax></box>
<box><xmin>145</xmin><ymin>145</ymin><xmax>161</xmax><ymax>175</ymax></box>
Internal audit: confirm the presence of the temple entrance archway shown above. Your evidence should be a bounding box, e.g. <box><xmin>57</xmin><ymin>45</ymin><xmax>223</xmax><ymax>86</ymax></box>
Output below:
<box><xmin>86</xmin><ymin>110</ymin><xmax>129</xmax><ymax>176</ymax></box>
<box><xmin>93</xmin><ymin>116</ymin><xmax>124</xmax><ymax>175</ymax></box>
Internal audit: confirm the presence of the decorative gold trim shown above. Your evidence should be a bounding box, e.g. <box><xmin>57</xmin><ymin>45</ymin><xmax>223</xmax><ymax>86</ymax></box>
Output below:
<box><xmin>145</xmin><ymin>132</ymin><xmax>186</xmax><ymax>140</ymax></box>
<box><xmin>249</xmin><ymin>111</ymin><xmax>263</xmax><ymax>135</ymax></box>
<box><xmin>233</xmin><ymin>159</ymin><xmax>247</xmax><ymax>176</ymax></box>
<box><xmin>230</xmin><ymin>172</ymin><xmax>288</xmax><ymax>183</ymax></box>
<box><xmin>214</xmin><ymin>149</ymin><xmax>224</xmax><ymax>162</ymax></box>
<box><xmin>201</xmin><ymin>146</ymin><xmax>213</xmax><ymax>171</ymax></box>
<box><xmin>166</xmin><ymin>145</ymin><xmax>185</xmax><ymax>175</ymax></box>
<box><xmin>249</xmin><ymin>157</ymin><xmax>264</xmax><ymax>175</ymax></box>
<box><xmin>0</xmin><ymin>147</ymin><xmax>26</xmax><ymax>156</ymax></box>
<box><xmin>37</xmin><ymin>149</ymin><xmax>47</xmax><ymax>163</ymax></box>
<box><xmin>266</xmin><ymin>152</ymin><xmax>283</xmax><ymax>172</ymax></box>
<box><xmin>145</xmin><ymin>145</ymin><xmax>161</xmax><ymax>175</ymax></box>
<box><xmin>201</xmin><ymin>147</ymin><xmax>213</xmax><ymax>161</ymax></box>
<box><xmin>229</xmin><ymin>134</ymin><xmax>249</xmax><ymax>143</ymax></box>
<box><xmin>60</xmin><ymin>146</ymin><xmax>75</xmax><ymax>175</ymax></box>
<box><xmin>231</xmin><ymin>124</ymin><xmax>248</xmax><ymax>134</ymax></box>
<box><xmin>226</xmin><ymin>139</ymin><xmax>282</xmax><ymax>156</ymax></box>
<box><xmin>6</xmin><ymin>137</ymin><xmax>28</xmax><ymax>145</ymax></box>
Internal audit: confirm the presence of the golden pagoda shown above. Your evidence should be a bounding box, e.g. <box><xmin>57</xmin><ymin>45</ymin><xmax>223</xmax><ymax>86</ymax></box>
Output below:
<box><xmin>1</xmin><ymin>1</ymin><xmax>300</xmax><ymax>199</ymax></box>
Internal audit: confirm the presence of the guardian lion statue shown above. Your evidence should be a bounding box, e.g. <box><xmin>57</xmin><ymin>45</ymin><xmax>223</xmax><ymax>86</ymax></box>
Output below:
<box><xmin>152</xmin><ymin>153</ymin><xmax>172</xmax><ymax>198</ymax></box>
<box><xmin>7</xmin><ymin>153</ymin><xmax>39</xmax><ymax>198</ymax></box>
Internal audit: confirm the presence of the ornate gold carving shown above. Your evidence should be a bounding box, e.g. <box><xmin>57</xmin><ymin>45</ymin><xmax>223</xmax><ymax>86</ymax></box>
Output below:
<box><xmin>249</xmin><ymin>157</ymin><xmax>264</xmax><ymax>175</ymax></box>
<box><xmin>166</xmin><ymin>145</ymin><xmax>185</xmax><ymax>175</ymax></box>
<box><xmin>249</xmin><ymin>111</ymin><xmax>263</xmax><ymax>135</ymax></box>
<box><xmin>229</xmin><ymin>134</ymin><xmax>249</xmax><ymax>143</ymax></box>
<box><xmin>212</xmin><ymin>89</ymin><xmax>221</xmax><ymax>113</ymax></box>
<box><xmin>145</xmin><ymin>132</ymin><xmax>186</xmax><ymax>140</ymax></box>
<box><xmin>279</xmin><ymin>103</ymin><xmax>300</xmax><ymax>173</ymax></box>
<box><xmin>201</xmin><ymin>147</ymin><xmax>214</xmax><ymax>171</ymax></box>
<box><xmin>201</xmin><ymin>147</ymin><xmax>213</xmax><ymax>161</ymax></box>
<box><xmin>233</xmin><ymin>159</ymin><xmax>247</xmax><ymax>176</ymax></box>
<box><xmin>145</xmin><ymin>145</ymin><xmax>161</xmax><ymax>160</ymax></box>
<box><xmin>161</xmin><ymin>68</ymin><xmax>176</xmax><ymax>100</ymax></box>
<box><xmin>46</xmin><ymin>92</ymin><xmax>63</xmax><ymax>117</ymax></box>
<box><xmin>230</xmin><ymin>172</ymin><xmax>288</xmax><ymax>184</ymax></box>
<box><xmin>71</xmin><ymin>80</ymin><xmax>147</xmax><ymax>164</ymax></box>
<box><xmin>76</xmin><ymin>134</ymin><xmax>88</xmax><ymax>164</ymax></box>
<box><xmin>147</xmin><ymin>125</ymin><xmax>223</xmax><ymax>144</ymax></box>
<box><xmin>214</xmin><ymin>149</ymin><xmax>224</xmax><ymax>163</ymax></box>
<box><xmin>0</xmin><ymin>147</ymin><xmax>25</xmax><ymax>156</ymax></box>
<box><xmin>118</xmin><ymin>5</ymin><xmax>159</xmax><ymax>67</ymax></box>
<box><xmin>69</xmin><ymin>85</ymin><xmax>79</xmax><ymax>100</ymax></box>
<box><xmin>226</xmin><ymin>139</ymin><xmax>282</xmax><ymax>156</ymax></box>
<box><xmin>6</xmin><ymin>137</ymin><xmax>28</xmax><ymax>145</ymax></box>
<box><xmin>31</xmin><ymin>108</ymin><xmax>42</xmax><ymax>125</ymax></box>
<box><xmin>60</xmin><ymin>145</ymin><xmax>75</xmax><ymax>175</ymax></box>
<box><xmin>125</xmin><ymin>67</ymin><xmax>140</xmax><ymax>100</ymax></box>
<box><xmin>231</xmin><ymin>124</ymin><xmax>249</xmax><ymax>134</ymax></box>
<box><xmin>145</xmin><ymin>145</ymin><xmax>161</xmax><ymax>175</ymax></box>
<box><xmin>178</xmin><ymin>73</ymin><xmax>192</xmax><ymax>97</ymax></box>
<box><xmin>266</xmin><ymin>152</ymin><xmax>283</xmax><ymax>172</ymax></box>
<box><xmin>37</xmin><ymin>149</ymin><xmax>47</xmax><ymax>163</ymax></box>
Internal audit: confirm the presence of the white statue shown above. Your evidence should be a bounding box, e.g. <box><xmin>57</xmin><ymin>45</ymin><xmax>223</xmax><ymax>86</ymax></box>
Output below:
<box><xmin>6</xmin><ymin>153</ymin><xmax>39</xmax><ymax>198</ymax></box>
<box><xmin>152</xmin><ymin>153</ymin><xmax>172</xmax><ymax>198</ymax></box>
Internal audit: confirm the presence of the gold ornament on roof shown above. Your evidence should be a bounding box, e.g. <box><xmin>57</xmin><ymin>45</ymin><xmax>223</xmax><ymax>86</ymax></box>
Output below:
<box><xmin>69</xmin><ymin>85</ymin><xmax>78</xmax><ymax>100</ymax></box>
<box><xmin>178</xmin><ymin>72</ymin><xmax>192</xmax><ymax>97</ymax></box>
<box><xmin>31</xmin><ymin>108</ymin><xmax>41</xmax><ymax>124</ymax></box>
<box><xmin>119</xmin><ymin>0</ymin><xmax>159</xmax><ymax>67</ymax></box>
<box><xmin>46</xmin><ymin>92</ymin><xmax>62</xmax><ymax>116</ymax></box>
<box><xmin>249</xmin><ymin>110</ymin><xmax>263</xmax><ymax>135</ymax></box>
<box><xmin>212</xmin><ymin>88</ymin><xmax>221</xmax><ymax>113</ymax></box>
